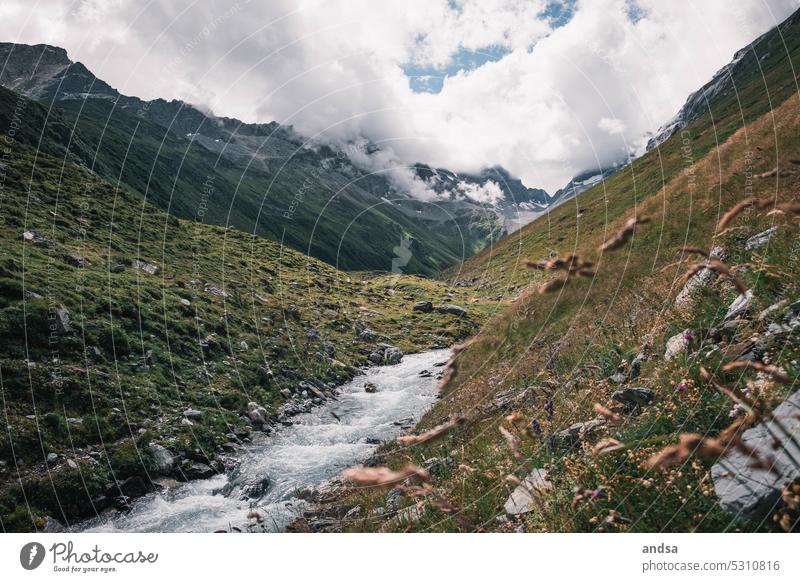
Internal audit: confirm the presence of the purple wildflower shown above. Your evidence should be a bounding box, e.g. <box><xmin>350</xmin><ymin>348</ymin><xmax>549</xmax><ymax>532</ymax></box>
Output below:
<box><xmin>545</xmin><ymin>399</ymin><xmax>554</xmax><ymax>422</ymax></box>
<box><xmin>683</xmin><ymin>330</ymin><xmax>694</xmax><ymax>342</ymax></box>
<box><xmin>530</xmin><ymin>419</ymin><xmax>542</xmax><ymax>436</ymax></box>
<box><xmin>547</xmin><ymin>432</ymin><xmax>557</xmax><ymax>454</ymax></box>
<box><xmin>677</xmin><ymin>382</ymin><xmax>687</xmax><ymax>393</ymax></box>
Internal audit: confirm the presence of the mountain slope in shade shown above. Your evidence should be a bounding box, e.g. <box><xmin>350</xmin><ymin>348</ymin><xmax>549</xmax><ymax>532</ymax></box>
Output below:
<box><xmin>0</xmin><ymin>42</ymin><xmax>552</xmax><ymax>274</ymax></box>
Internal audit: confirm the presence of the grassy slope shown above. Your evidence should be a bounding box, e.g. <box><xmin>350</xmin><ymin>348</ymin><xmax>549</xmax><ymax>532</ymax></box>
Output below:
<box><xmin>0</xmin><ymin>119</ymin><xmax>502</xmax><ymax>530</ymax></box>
<box><xmin>329</xmin><ymin>21</ymin><xmax>800</xmax><ymax>532</ymax></box>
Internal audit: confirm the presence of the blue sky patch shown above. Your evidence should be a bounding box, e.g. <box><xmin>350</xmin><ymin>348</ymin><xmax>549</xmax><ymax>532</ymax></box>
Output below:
<box><xmin>403</xmin><ymin>0</ymin><xmax>578</xmax><ymax>93</ymax></box>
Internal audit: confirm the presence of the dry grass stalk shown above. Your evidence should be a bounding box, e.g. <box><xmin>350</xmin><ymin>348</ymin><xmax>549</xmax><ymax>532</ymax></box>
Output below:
<box><xmin>680</xmin><ymin>259</ymin><xmax>749</xmax><ymax>295</ymax></box>
<box><xmin>499</xmin><ymin>425</ymin><xmax>523</xmax><ymax>459</ymax></box>
<box><xmin>768</xmin><ymin>202</ymin><xmax>800</xmax><ymax>216</ymax></box>
<box><xmin>677</xmin><ymin>246</ymin><xmax>709</xmax><ymax>257</ymax></box>
<box><xmin>643</xmin><ymin>433</ymin><xmax>727</xmax><ymax>469</ymax></box>
<box><xmin>723</xmin><ymin>360</ymin><xmax>792</xmax><ymax>384</ymax></box>
<box><xmin>538</xmin><ymin>276</ymin><xmax>569</xmax><ymax>294</ymax></box>
<box><xmin>717</xmin><ymin>197</ymin><xmax>756</xmax><ymax>230</ymax></box>
<box><xmin>592</xmin><ymin>438</ymin><xmax>624</xmax><ymax>456</ymax></box>
<box><xmin>438</xmin><ymin>338</ymin><xmax>475</xmax><ymax>390</ymax></box>
<box><xmin>593</xmin><ymin>403</ymin><xmax>622</xmax><ymax>423</ymax></box>
<box><xmin>699</xmin><ymin>367</ymin><xmax>760</xmax><ymax>418</ymax></box>
<box><xmin>599</xmin><ymin>216</ymin><xmax>651</xmax><ymax>251</ymax></box>
<box><xmin>526</xmin><ymin>254</ymin><xmax>594</xmax><ymax>273</ymax></box>
<box><xmin>398</xmin><ymin>483</ymin><xmax>459</xmax><ymax>514</ymax></box>
<box><xmin>458</xmin><ymin>463</ymin><xmax>477</xmax><ymax>474</ymax></box>
<box><xmin>504</xmin><ymin>411</ymin><xmax>526</xmax><ymax>425</ymax></box>
<box><xmin>397</xmin><ymin>414</ymin><xmax>466</xmax><ymax>445</ymax></box>
<box><xmin>716</xmin><ymin>196</ymin><xmax>775</xmax><ymax>230</ymax></box>
<box><xmin>342</xmin><ymin>464</ymin><xmax>430</xmax><ymax>487</ymax></box>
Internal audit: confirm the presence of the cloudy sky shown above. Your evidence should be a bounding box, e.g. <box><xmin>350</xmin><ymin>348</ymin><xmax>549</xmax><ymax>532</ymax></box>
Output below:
<box><xmin>1</xmin><ymin>0</ymin><xmax>798</xmax><ymax>193</ymax></box>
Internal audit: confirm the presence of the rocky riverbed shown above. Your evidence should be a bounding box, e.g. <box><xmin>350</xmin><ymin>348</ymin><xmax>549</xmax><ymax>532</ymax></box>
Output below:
<box><xmin>73</xmin><ymin>349</ymin><xmax>449</xmax><ymax>532</ymax></box>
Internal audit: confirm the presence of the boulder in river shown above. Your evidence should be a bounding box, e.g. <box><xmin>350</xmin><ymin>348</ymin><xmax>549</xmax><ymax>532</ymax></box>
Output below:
<box><xmin>384</xmin><ymin>347</ymin><xmax>403</xmax><ymax>365</ymax></box>
<box><xmin>148</xmin><ymin>443</ymin><xmax>175</xmax><ymax>476</ymax></box>
<box><xmin>246</xmin><ymin>402</ymin><xmax>269</xmax><ymax>426</ymax></box>
<box><xmin>183</xmin><ymin>462</ymin><xmax>215</xmax><ymax>480</ymax></box>
<box><xmin>364</xmin><ymin>382</ymin><xmax>377</xmax><ymax>393</ymax></box>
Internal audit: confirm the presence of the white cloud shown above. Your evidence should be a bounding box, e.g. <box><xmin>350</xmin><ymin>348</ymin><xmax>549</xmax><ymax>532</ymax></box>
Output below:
<box><xmin>598</xmin><ymin>117</ymin><xmax>626</xmax><ymax>135</ymax></box>
<box><xmin>1</xmin><ymin>0</ymin><xmax>799</xmax><ymax>192</ymax></box>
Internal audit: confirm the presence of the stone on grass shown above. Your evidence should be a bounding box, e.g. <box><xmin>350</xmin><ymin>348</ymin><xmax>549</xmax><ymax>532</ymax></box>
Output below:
<box><xmin>664</xmin><ymin>330</ymin><xmax>691</xmax><ymax>361</ymax></box>
<box><xmin>434</xmin><ymin>304</ymin><xmax>467</xmax><ymax>317</ymax></box>
<box><xmin>711</xmin><ymin>389</ymin><xmax>800</xmax><ymax>520</ymax></box>
<box><xmin>612</xmin><ymin>387</ymin><xmax>655</xmax><ymax>410</ymax></box>
<box><xmin>744</xmin><ymin>227</ymin><xmax>777</xmax><ymax>250</ymax></box>
<box><xmin>504</xmin><ymin>469</ymin><xmax>552</xmax><ymax>515</ymax></box>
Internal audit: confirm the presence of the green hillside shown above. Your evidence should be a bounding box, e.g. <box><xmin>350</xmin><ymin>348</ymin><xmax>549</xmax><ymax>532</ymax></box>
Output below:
<box><xmin>0</xmin><ymin>88</ymin><xmax>499</xmax><ymax>531</ymax></box>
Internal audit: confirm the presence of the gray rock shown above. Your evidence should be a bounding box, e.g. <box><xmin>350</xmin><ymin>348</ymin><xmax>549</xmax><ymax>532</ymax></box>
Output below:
<box><xmin>66</xmin><ymin>459</ymin><xmax>78</xmax><ymax>469</ymax></box>
<box><xmin>359</xmin><ymin>328</ymin><xmax>377</xmax><ymax>341</ymax></box>
<box><xmin>46</xmin><ymin>453</ymin><xmax>59</xmax><ymax>464</ymax></box>
<box><xmin>612</xmin><ymin>387</ymin><xmax>655</xmax><ymax>410</ymax></box>
<box><xmin>368</xmin><ymin>352</ymin><xmax>383</xmax><ymax>364</ymax></box>
<box><xmin>744</xmin><ymin>227</ymin><xmax>778</xmax><ymax>250</ymax></box>
<box><xmin>504</xmin><ymin>469</ymin><xmax>551</xmax><ymax>515</ymax></box>
<box><xmin>184</xmin><ymin>462</ymin><xmax>215</xmax><ymax>480</ymax></box>
<box><xmin>412</xmin><ymin>301</ymin><xmax>433</xmax><ymax>313</ymax></box>
<box><xmin>148</xmin><ymin>443</ymin><xmax>175</xmax><ymax>476</ymax></box>
<box><xmin>712</xmin><ymin>389</ymin><xmax>800</xmax><ymax>520</ymax></box>
<box><xmin>183</xmin><ymin>409</ymin><xmax>203</xmax><ymax>420</ymax></box>
<box><xmin>246</xmin><ymin>402</ymin><xmax>269</xmax><ymax>425</ymax></box>
<box><xmin>22</xmin><ymin>230</ymin><xmax>54</xmax><ymax>247</ymax></box>
<box><xmin>628</xmin><ymin>354</ymin><xmax>646</xmax><ymax>380</ymax></box>
<box><xmin>55</xmin><ymin>305</ymin><xmax>72</xmax><ymax>334</ymax></box>
<box><xmin>63</xmin><ymin>252</ymin><xmax>87</xmax><ymax>267</ymax></box>
<box><xmin>393</xmin><ymin>417</ymin><xmax>415</xmax><ymax>429</ymax></box>
<box><xmin>674</xmin><ymin>246</ymin><xmax>724</xmax><ymax>309</ymax></box>
<box><xmin>489</xmin><ymin>387</ymin><xmax>534</xmax><ymax>412</ymax></box>
<box><xmin>434</xmin><ymin>304</ymin><xmax>467</xmax><ymax>317</ymax></box>
<box><xmin>757</xmin><ymin>299</ymin><xmax>789</xmax><ymax>322</ymax></box>
<box><xmin>119</xmin><ymin>475</ymin><xmax>150</xmax><ymax>498</ymax></box>
<box><xmin>110</xmin><ymin>264</ymin><xmax>126</xmax><ymax>273</ymax></box>
<box><xmin>130</xmin><ymin>258</ymin><xmax>161</xmax><ymax>275</ymax></box>
<box><xmin>608</xmin><ymin>372</ymin><xmax>627</xmax><ymax>385</ymax></box>
<box><xmin>385</xmin><ymin>488</ymin><xmax>403</xmax><ymax>511</ymax></box>
<box><xmin>664</xmin><ymin>330</ymin><xmax>690</xmax><ymax>361</ymax></box>
<box><xmin>725</xmin><ymin>290</ymin><xmax>754</xmax><ymax>321</ymax></box>
<box><xmin>384</xmin><ymin>347</ymin><xmax>403</xmax><ymax>365</ymax></box>
<box><xmin>364</xmin><ymin>382</ymin><xmax>377</xmax><ymax>393</ymax></box>
<box><xmin>556</xmin><ymin>420</ymin><xmax>605</xmax><ymax>450</ymax></box>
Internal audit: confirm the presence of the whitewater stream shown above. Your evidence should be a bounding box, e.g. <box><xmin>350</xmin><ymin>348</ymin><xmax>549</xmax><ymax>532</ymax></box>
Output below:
<box><xmin>76</xmin><ymin>349</ymin><xmax>449</xmax><ymax>533</ymax></box>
